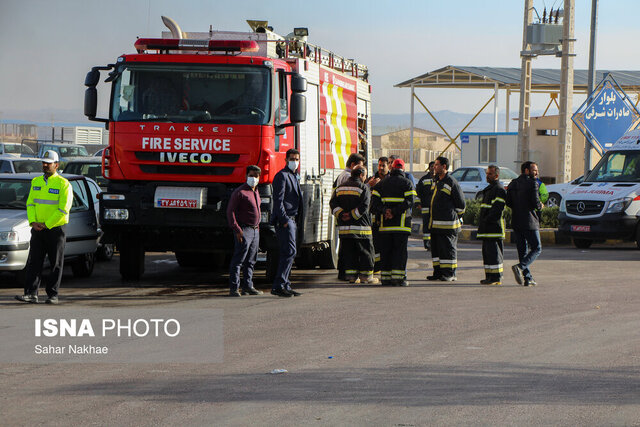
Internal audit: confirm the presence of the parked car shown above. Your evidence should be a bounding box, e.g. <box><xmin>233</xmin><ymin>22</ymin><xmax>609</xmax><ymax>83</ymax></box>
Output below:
<box><xmin>0</xmin><ymin>142</ymin><xmax>36</xmax><ymax>157</ymax></box>
<box><xmin>93</xmin><ymin>148</ymin><xmax>105</xmax><ymax>157</ymax></box>
<box><xmin>545</xmin><ymin>175</ymin><xmax>585</xmax><ymax>207</ymax></box>
<box><xmin>0</xmin><ymin>173</ymin><xmax>102</xmax><ymax>282</ymax></box>
<box><xmin>449</xmin><ymin>166</ymin><xmax>519</xmax><ymax>199</ymax></box>
<box><xmin>0</xmin><ymin>156</ymin><xmax>42</xmax><ymax>173</ymax></box>
<box><xmin>37</xmin><ymin>143</ymin><xmax>91</xmax><ymax>162</ymax></box>
<box><xmin>62</xmin><ymin>158</ymin><xmax>107</xmax><ymax>188</ymax></box>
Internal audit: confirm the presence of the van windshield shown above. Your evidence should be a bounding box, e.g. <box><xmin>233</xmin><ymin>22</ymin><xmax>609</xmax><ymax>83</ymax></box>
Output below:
<box><xmin>586</xmin><ymin>150</ymin><xmax>640</xmax><ymax>182</ymax></box>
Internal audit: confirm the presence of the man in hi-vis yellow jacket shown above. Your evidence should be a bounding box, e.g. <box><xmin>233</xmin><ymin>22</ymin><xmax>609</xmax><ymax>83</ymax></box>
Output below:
<box><xmin>15</xmin><ymin>150</ymin><xmax>73</xmax><ymax>305</ymax></box>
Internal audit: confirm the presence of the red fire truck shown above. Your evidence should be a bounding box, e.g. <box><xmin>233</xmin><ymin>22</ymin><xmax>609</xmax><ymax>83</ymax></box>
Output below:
<box><xmin>84</xmin><ymin>18</ymin><xmax>372</xmax><ymax>280</ymax></box>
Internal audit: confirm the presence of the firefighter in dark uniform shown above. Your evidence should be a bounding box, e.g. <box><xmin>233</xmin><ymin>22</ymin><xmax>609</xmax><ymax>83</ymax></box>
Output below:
<box><xmin>427</xmin><ymin>156</ymin><xmax>465</xmax><ymax>282</ymax></box>
<box><xmin>366</xmin><ymin>156</ymin><xmax>390</xmax><ymax>274</ymax></box>
<box><xmin>371</xmin><ymin>158</ymin><xmax>416</xmax><ymax>286</ymax></box>
<box><xmin>329</xmin><ymin>167</ymin><xmax>378</xmax><ymax>284</ymax></box>
<box><xmin>416</xmin><ymin>161</ymin><xmax>435</xmax><ymax>250</ymax></box>
<box><xmin>476</xmin><ymin>165</ymin><xmax>507</xmax><ymax>285</ymax></box>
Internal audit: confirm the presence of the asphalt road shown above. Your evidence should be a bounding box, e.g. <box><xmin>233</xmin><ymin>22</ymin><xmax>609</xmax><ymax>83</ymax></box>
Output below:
<box><xmin>1</xmin><ymin>239</ymin><xmax>639</xmax><ymax>426</ymax></box>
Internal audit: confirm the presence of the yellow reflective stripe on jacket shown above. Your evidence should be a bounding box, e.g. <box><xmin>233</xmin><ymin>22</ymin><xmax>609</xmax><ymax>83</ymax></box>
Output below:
<box><xmin>431</xmin><ymin>220</ymin><xmax>461</xmax><ymax>229</ymax></box>
<box><xmin>381</xmin><ymin>197</ymin><xmax>405</xmax><ymax>203</ymax></box>
<box><xmin>492</xmin><ymin>197</ymin><xmax>506</xmax><ymax>204</ymax></box>
<box><xmin>480</xmin><ymin>203</ymin><xmax>492</xmax><ymax>209</ymax></box>
<box><xmin>404</xmin><ymin>190</ymin><xmax>417</xmax><ymax>197</ymax></box>
<box><xmin>421</xmin><ymin>207</ymin><xmax>430</xmax><ymax>214</ymax></box>
<box><xmin>379</xmin><ymin>226</ymin><xmax>411</xmax><ymax>232</ymax></box>
<box><xmin>372</xmin><ymin>190</ymin><xmax>381</xmax><ymax>197</ymax></box>
<box><xmin>26</xmin><ymin>173</ymin><xmax>73</xmax><ymax>229</ymax></box>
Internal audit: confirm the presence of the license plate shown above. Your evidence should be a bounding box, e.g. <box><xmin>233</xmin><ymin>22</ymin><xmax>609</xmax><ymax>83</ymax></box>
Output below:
<box><xmin>154</xmin><ymin>186</ymin><xmax>206</xmax><ymax>209</ymax></box>
<box><xmin>571</xmin><ymin>225</ymin><xmax>590</xmax><ymax>232</ymax></box>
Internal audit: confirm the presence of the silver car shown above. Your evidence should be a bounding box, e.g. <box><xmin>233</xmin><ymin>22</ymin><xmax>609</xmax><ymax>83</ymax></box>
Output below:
<box><xmin>449</xmin><ymin>166</ymin><xmax>519</xmax><ymax>199</ymax></box>
<box><xmin>0</xmin><ymin>173</ymin><xmax>100</xmax><ymax>282</ymax></box>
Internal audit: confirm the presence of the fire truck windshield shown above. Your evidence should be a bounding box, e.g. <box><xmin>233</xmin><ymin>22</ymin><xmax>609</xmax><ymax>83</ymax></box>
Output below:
<box><xmin>111</xmin><ymin>64</ymin><xmax>271</xmax><ymax>125</ymax></box>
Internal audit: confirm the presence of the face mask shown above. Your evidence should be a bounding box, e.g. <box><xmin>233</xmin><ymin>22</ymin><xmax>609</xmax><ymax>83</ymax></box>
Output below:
<box><xmin>246</xmin><ymin>176</ymin><xmax>259</xmax><ymax>188</ymax></box>
<box><xmin>288</xmin><ymin>160</ymin><xmax>299</xmax><ymax>172</ymax></box>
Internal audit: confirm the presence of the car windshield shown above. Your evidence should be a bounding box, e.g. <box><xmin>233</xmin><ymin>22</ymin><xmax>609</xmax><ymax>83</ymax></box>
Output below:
<box><xmin>111</xmin><ymin>64</ymin><xmax>272</xmax><ymax>125</ymax></box>
<box><xmin>586</xmin><ymin>150</ymin><xmax>640</xmax><ymax>182</ymax></box>
<box><xmin>12</xmin><ymin>160</ymin><xmax>41</xmax><ymax>173</ymax></box>
<box><xmin>499</xmin><ymin>168</ymin><xmax>518</xmax><ymax>180</ymax></box>
<box><xmin>0</xmin><ymin>180</ymin><xmax>31</xmax><ymax>209</ymax></box>
<box><xmin>3</xmin><ymin>144</ymin><xmax>21</xmax><ymax>154</ymax></box>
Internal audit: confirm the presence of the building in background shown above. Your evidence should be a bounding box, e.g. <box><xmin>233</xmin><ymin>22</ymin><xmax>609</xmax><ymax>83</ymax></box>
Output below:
<box><xmin>372</xmin><ymin>127</ymin><xmax>459</xmax><ymax>172</ymax></box>
<box><xmin>460</xmin><ymin>132</ymin><xmax>518</xmax><ymax>172</ymax></box>
<box><xmin>461</xmin><ymin>116</ymin><xmax>601</xmax><ymax>184</ymax></box>
<box><xmin>0</xmin><ymin>123</ymin><xmax>38</xmax><ymax>143</ymax></box>
<box><xmin>528</xmin><ymin>115</ymin><xmax>599</xmax><ymax>183</ymax></box>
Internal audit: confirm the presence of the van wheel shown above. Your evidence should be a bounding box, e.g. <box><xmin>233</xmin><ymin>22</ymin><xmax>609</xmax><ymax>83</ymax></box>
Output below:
<box><xmin>72</xmin><ymin>253</ymin><xmax>95</xmax><ymax>277</ymax></box>
<box><xmin>547</xmin><ymin>193</ymin><xmax>561</xmax><ymax>208</ymax></box>
<box><xmin>573</xmin><ymin>238</ymin><xmax>592</xmax><ymax>249</ymax></box>
<box><xmin>119</xmin><ymin>235</ymin><xmax>144</xmax><ymax>280</ymax></box>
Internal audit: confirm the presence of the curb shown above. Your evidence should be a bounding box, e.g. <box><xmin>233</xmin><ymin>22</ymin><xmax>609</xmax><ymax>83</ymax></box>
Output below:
<box><xmin>411</xmin><ymin>222</ymin><xmax>575</xmax><ymax>246</ymax></box>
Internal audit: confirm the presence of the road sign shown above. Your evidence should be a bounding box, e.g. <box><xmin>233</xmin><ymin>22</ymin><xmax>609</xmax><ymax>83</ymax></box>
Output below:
<box><xmin>461</xmin><ymin>135</ymin><xmax>469</xmax><ymax>144</ymax></box>
<box><xmin>573</xmin><ymin>77</ymin><xmax>640</xmax><ymax>154</ymax></box>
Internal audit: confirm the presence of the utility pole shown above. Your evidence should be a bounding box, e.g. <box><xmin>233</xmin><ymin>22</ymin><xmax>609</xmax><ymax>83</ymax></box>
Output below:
<box><xmin>517</xmin><ymin>0</ymin><xmax>534</xmax><ymax>164</ymax></box>
<box><xmin>558</xmin><ymin>0</ymin><xmax>575</xmax><ymax>183</ymax></box>
<box><xmin>585</xmin><ymin>0</ymin><xmax>598</xmax><ymax>175</ymax></box>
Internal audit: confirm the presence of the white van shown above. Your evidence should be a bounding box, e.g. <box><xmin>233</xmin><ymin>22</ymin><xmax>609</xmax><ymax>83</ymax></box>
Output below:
<box><xmin>559</xmin><ymin>128</ymin><xmax>640</xmax><ymax>249</ymax></box>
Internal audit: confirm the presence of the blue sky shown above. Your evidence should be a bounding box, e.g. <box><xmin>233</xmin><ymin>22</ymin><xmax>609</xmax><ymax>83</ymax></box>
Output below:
<box><xmin>1</xmin><ymin>0</ymin><xmax>639</xmax><ymax>120</ymax></box>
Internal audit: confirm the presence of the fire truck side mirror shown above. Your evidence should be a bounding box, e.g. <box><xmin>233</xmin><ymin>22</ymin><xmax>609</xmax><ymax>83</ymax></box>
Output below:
<box><xmin>291</xmin><ymin>74</ymin><xmax>307</xmax><ymax>93</ymax></box>
<box><xmin>84</xmin><ymin>87</ymin><xmax>98</xmax><ymax>118</ymax></box>
<box><xmin>85</xmin><ymin>70</ymin><xmax>101</xmax><ymax>87</ymax></box>
<box><xmin>290</xmin><ymin>93</ymin><xmax>306</xmax><ymax>124</ymax></box>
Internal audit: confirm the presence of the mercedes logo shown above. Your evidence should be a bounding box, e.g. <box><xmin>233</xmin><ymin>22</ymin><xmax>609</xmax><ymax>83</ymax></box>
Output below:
<box><xmin>576</xmin><ymin>201</ymin><xmax>586</xmax><ymax>213</ymax></box>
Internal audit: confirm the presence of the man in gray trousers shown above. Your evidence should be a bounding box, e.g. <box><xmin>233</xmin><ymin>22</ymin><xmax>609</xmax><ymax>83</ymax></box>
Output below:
<box><xmin>226</xmin><ymin>165</ymin><xmax>264</xmax><ymax>297</ymax></box>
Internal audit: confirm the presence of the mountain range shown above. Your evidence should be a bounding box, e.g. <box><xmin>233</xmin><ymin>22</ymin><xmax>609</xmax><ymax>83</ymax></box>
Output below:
<box><xmin>2</xmin><ymin>108</ymin><xmax>549</xmax><ymax>135</ymax></box>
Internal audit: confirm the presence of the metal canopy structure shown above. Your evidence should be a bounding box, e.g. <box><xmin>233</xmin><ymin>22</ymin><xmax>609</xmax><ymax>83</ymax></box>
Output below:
<box><xmin>394</xmin><ymin>65</ymin><xmax>640</xmax><ymax>174</ymax></box>
<box><xmin>395</xmin><ymin>65</ymin><xmax>640</xmax><ymax>93</ymax></box>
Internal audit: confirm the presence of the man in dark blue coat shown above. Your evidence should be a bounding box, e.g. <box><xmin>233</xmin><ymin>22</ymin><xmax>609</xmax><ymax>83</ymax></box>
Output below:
<box><xmin>271</xmin><ymin>149</ymin><xmax>304</xmax><ymax>297</ymax></box>
<box><xmin>506</xmin><ymin>161</ymin><xmax>542</xmax><ymax>287</ymax></box>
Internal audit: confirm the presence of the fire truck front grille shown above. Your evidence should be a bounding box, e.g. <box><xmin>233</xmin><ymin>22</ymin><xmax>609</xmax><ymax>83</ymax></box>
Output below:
<box><xmin>139</xmin><ymin>165</ymin><xmax>234</xmax><ymax>175</ymax></box>
<box><xmin>134</xmin><ymin>152</ymin><xmax>240</xmax><ymax>163</ymax></box>
<box><xmin>566</xmin><ymin>200</ymin><xmax>605</xmax><ymax>216</ymax></box>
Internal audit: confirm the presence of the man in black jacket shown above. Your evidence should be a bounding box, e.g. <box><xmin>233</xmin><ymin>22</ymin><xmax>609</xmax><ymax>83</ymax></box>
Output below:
<box><xmin>416</xmin><ymin>161</ymin><xmax>436</xmax><ymax>250</ymax></box>
<box><xmin>330</xmin><ymin>167</ymin><xmax>378</xmax><ymax>284</ymax></box>
<box><xmin>477</xmin><ymin>165</ymin><xmax>507</xmax><ymax>285</ymax></box>
<box><xmin>366</xmin><ymin>156</ymin><xmax>391</xmax><ymax>274</ymax></box>
<box><xmin>426</xmin><ymin>157</ymin><xmax>466</xmax><ymax>281</ymax></box>
<box><xmin>506</xmin><ymin>161</ymin><xmax>543</xmax><ymax>286</ymax></box>
<box><xmin>371</xmin><ymin>158</ymin><xmax>416</xmax><ymax>286</ymax></box>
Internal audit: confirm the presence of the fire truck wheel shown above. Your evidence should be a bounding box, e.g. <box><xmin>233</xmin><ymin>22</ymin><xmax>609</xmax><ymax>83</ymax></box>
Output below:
<box><xmin>573</xmin><ymin>238</ymin><xmax>592</xmax><ymax>249</ymax></box>
<box><xmin>72</xmin><ymin>253</ymin><xmax>95</xmax><ymax>278</ymax></box>
<box><xmin>265</xmin><ymin>249</ymin><xmax>278</xmax><ymax>283</ymax></box>
<box><xmin>318</xmin><ymin>236</ymin><xmax>339</xmax><ymax>269</ymax></box>
<box><xmin>295</xmin><ymin>248</ymin><xmax>316</xmax><ymax>269</ymax></box>
<box><xmin>119</xmin><ymin>236</ymin><xmax>145</xmax><ymax>280</ymax></box>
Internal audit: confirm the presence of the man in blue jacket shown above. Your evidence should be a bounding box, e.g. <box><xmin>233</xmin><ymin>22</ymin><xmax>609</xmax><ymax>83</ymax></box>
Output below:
<box><xmin>271</xmin><ymin>149</ymin><xmax>304</xmax><ymax>297</ymax></box>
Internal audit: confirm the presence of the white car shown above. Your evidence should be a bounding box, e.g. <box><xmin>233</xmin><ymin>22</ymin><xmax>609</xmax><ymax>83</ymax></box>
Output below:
<box><xmin>545</xmin><ymin>175</ymin><xmax>585</xmax><ymax>207</ymax></box>
<box><xmin>0</xmin><ymin>173</ymin><xmax>103</xmax><ymax>282</ymax></box>
<box><xmin>449</xmin><ymin>166</ymin><xmax>519</xmax><ymax>199</ymax></box>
